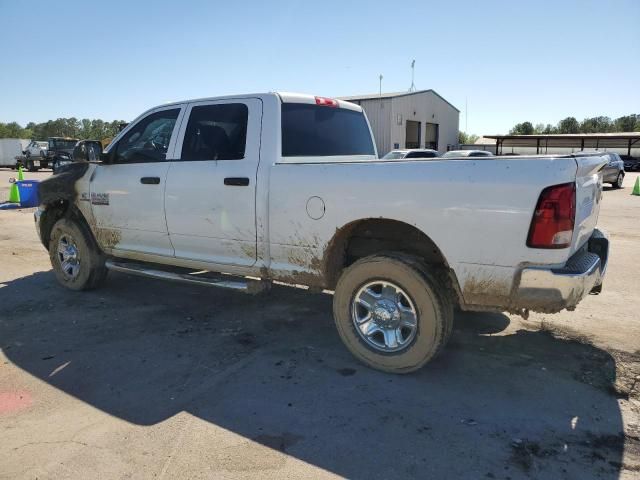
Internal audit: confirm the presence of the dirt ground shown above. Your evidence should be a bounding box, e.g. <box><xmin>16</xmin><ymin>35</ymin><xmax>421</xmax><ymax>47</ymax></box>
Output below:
<box><xmin>1</xmin><ymin>168</ymin><xmax>639</xmax><ymax>479</ymax></box>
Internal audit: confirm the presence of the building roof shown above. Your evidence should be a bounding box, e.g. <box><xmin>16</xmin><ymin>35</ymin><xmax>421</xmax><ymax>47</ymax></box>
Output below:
<box><xmin>338</xmin><ymin>89</ymin><xmax>460</xmax><ymax>112</ymax></box>
<box><xmin>484</xmin><ymin>132</ymin><xmax>640</xmax><ymax>140</ymax></box>
<box><xmin>482</xmin><ymin>132</ymin><xmax>640</xmax><ymax>150</ymax></box>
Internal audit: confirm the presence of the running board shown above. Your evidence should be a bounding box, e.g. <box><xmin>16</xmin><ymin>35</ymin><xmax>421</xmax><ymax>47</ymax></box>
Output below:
<box><xmin>105</xmin><ymin>260</ymin><xmax>269</xmax><ymax>294</ymax></box>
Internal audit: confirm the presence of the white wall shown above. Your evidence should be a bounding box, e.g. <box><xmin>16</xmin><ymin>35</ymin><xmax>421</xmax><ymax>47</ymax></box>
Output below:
<box><xmin>356</xmin><ymin>97</ymin><xmax>393</xmax><ymax>156</ymax></box>
<box><xmin>389</xmin><ymin>92</ymin><xmax>459</xmax><ymax>155</ymax></box>
<box><xmin>346</xmin><ymin>92</ymin><xmax>459</xmax><ymax>156</ymax></box>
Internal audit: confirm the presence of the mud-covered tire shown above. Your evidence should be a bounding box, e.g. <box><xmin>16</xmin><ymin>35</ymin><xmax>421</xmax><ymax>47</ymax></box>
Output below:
<box><xmin>49</xmin><ymin>217</ymin><xmax>108</xmax><ymax>291</ymax></box>
<box><xmin>332</xmin><ymin>254</ymin><xmax>454</xmax><ymax>374</ymax></box>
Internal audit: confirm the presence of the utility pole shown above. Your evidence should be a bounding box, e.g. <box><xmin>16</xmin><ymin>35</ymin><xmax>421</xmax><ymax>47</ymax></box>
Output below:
<box><xmin>465</xmin><ymin>97</ymin><xmax>468</xmax><ymax>133</ymax></box>
<box><xmin>379</xmin><ymin>74</ymin><xmax>383</xmax><ymax>96</ymax></box>
<box><xmin>409</xmin><ymin>60</ymin><xmax>416</xmax><ymax>92</ymax></box>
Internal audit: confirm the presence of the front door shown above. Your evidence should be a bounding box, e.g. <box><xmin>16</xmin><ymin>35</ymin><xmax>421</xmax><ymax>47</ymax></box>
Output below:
<box><xmin>90</xmin><ymin>106</ymin><xmax>184</xmax><ymax>256</ymax></box>
<box><xmin>164</xmin><ymin>98</ymin><xmax>262</xmax><ymax>266</ymax></box>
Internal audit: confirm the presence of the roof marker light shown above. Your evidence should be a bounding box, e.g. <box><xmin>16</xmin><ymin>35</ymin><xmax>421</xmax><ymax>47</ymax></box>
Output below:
<box><xmin>315</xmin><ymin>96</ymin><xmax>338</xmax><ymax>107</ymax></box>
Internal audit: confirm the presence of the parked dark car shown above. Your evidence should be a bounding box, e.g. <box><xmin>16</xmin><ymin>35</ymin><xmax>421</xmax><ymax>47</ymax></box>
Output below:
<box><xmin>46</xmin><ymin>139</ymin><xmax>103</xmax><ymax>174</ymax></box>
<box><xmin>601</xmin><ymin>152</ymin><xmax>625</xmax><ymax>188</ymax></box>
<box><xmin>46</xmin><ymin>137</ymin><xmax>79</xmax><ymax>172</ymax></box>
<box><xmin>621</xmin><ymin>154</ymin><xmax>640</xmax><ymax>172</ymax></box>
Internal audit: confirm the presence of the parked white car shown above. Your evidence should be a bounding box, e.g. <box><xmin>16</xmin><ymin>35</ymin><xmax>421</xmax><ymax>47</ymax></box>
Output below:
<box><xmin>23</xmin><ymin>140</ymin><xmax>48</xmax><ymax>158</ymax></box>
<box><xmin>382</xmin><ymin>149</ymin><xmax>440</xmax><ymax>160</ymax></box>
<box><xmin>35</xmin><ymin>92</ymin><xmax>609</xmax><ymax>373</ymax></box>
<box><xmin>442</xmin><ymin>149</ymin><xmax>493</xmax><ymax>158</ymax></box>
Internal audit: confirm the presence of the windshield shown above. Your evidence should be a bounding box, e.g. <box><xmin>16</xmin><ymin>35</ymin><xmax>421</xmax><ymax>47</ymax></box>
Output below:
<box><xmin>49</xmin><ymin>139</ymin><xmax>78</xmax><ymax>150</ymax></box>
<box><xmin>381</xmin><ymin>151</ymin><xmax>406</xmax><ymax>160</ymax></box>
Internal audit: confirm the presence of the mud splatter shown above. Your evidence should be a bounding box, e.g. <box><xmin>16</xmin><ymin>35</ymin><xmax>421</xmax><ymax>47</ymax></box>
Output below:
<box><xmin>94</xmin><ymin>228</ymin><xmax>121</xmax><ymax>250</ymax></box>
<box><xmin>38</xmin><ymin>162</ymin><xmax>90</xmax><ymax>205</ymax></box>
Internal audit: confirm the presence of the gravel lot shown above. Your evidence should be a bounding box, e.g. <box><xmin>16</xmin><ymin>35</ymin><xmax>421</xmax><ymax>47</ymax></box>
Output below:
<box><xmin>1</xmin><ymin>168</ymin><xmax>639</xmax><ymax>479</ymax></box>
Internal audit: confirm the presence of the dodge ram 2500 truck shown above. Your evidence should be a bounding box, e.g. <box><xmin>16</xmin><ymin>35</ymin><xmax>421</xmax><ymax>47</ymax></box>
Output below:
<box><xmin>35</xmin><ymin>92</ymin><xmax>609</xmax><ymax>373</ymax></box>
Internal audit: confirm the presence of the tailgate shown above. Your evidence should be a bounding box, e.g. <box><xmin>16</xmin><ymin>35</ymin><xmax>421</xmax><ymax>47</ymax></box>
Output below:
<box><xmin>570</xmin><ymin>153</ymin><xmax>606</xmax><ymax>256</ymax></box>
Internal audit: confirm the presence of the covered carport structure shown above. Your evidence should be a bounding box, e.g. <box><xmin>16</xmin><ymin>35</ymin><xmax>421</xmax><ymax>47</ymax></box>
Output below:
<box><xmin>483</xmin><ymin>132</ymin><xmax>640</xmax><ymax>156</ymax></box>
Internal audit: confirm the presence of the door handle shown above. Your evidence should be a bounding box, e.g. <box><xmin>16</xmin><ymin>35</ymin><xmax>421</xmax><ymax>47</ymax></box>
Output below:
<box><xmin>224</xmin><ymin>177</ymin><xmax>250</xmax><ymax>186</ymax></box>
<box><xmin>140</xmin><ymin>177</ymin><xmax>160</xmax><ymax>185</ymax></box>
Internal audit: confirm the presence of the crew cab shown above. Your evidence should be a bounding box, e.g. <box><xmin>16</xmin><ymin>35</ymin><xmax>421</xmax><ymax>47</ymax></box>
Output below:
<box><xmin>35</xmin><ymin>92</ymin><xmax>609</xmax><ymax>373</ymax></box>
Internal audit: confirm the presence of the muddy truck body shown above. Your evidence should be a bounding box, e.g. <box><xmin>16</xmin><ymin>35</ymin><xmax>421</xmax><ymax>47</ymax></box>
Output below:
<box><xmin>35</xmin><ymin>92</ymin><xmax>610</xmax><ymax>373</ymax></box>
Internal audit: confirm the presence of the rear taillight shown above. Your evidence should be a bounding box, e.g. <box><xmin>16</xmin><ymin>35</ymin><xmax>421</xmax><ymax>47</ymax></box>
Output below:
<box><xmin>527</xmin><ymin>182</ymin><xmax>576</xmax><ymax>249</ymax></box>
<box><xmin>315</xmin><ymin>96</ymin><xmax>338</xmax><ymax>107</ymax></box>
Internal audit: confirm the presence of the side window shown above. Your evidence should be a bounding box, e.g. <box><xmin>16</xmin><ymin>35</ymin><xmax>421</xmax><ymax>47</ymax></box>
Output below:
<box><xmin>114</xmin><ymin>109</ymin><xmax>180</xmax><ymax>163</ymax></box>
<box><xmin>181</xmin><ymin>103</ymin><xmax>248</xmax><ymax>161</ymax></box>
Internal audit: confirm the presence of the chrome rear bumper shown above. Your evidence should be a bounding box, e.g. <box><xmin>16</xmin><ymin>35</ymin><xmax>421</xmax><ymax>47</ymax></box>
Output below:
<box><xmin>514</xmin><ymin>229</ymin><xmax>609</xmax><ymax>313</ymax></box>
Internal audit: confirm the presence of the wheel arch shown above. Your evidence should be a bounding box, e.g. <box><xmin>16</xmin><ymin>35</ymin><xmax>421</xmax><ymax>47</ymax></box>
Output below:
<box><xmin>39</xmin><ymin>202</ymin><xmax>99</xmax><ymax>254</ymax></box>
<box><xmin>322</xmin><ymin>218</ymin><xmax>462</xmax><ymax>301</ymax></box>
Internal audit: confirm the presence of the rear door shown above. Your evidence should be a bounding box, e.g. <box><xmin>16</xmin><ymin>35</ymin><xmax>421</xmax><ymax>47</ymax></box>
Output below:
<box><xmin>164</xmin><ymin>98</ymin><xmax>262</xmax><ymax>266</ymax></box>
<box><xmin>89</xmin><ymin>106</ymin><xmax>184</xmax><ymax>255</ymax></box>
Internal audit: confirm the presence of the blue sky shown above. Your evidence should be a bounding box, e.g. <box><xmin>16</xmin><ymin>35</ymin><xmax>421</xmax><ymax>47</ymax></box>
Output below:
<box><xmin>0</xmin><ymin>0</ymin><xmax>638</xmax><ymax>134</ymax></box>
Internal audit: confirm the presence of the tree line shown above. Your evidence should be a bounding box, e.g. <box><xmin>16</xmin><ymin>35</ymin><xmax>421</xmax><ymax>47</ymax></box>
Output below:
<box><xmin>0</xmin><ymin>118</ymin><xmax>126</xmax><ymax>142</ymax></box>
<box><xmin>509</xmin><ymin>114</ymin><xmax>639</xmax><ymax>135</ymax></box>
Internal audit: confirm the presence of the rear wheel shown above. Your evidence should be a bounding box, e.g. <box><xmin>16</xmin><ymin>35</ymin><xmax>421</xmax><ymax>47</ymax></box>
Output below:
<box><xmin>333</xmin><ymin>254</ymin><xmax>453</xmax><ymax>373</ymax></box>
<box><xmin>613</xmin><ymin>173</ymin><xmax>624</xmax><ymax>189</ymax></box>
<box><xmin>49</xmin><ymin>218</ymin><xmax>108</xmax><ymax>291</ymax></box>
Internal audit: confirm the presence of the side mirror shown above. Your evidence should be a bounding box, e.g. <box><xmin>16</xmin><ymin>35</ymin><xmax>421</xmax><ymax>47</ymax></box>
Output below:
<box><xmin>100</xmin><ymin>152</ymin><xmax>112</xmax><ymax>164</ymax></box>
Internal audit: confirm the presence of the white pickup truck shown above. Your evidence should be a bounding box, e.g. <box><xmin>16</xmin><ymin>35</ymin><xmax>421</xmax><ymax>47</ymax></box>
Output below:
<box><xmin>35</xmin><ymin>92</ymin><xmax>609</xmax><ymax>373</ymax></box>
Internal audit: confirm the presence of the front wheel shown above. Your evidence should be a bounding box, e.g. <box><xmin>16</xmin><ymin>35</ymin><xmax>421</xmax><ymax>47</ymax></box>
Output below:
<box><xmin>333</xmin><ymin>254</ymin><xmax>453</xmax><ymax>374</ymax></box>
<box><xmin>49</xmin><ymin>218</ymin><xmax>108</xmax><ymax>291</ymax></box>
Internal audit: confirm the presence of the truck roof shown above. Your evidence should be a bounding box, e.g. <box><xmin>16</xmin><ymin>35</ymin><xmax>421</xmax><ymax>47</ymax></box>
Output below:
<box><xmin>158</xmin><ymin>92</ymin><xmax>362</xmax><ymax>112</ymax></box>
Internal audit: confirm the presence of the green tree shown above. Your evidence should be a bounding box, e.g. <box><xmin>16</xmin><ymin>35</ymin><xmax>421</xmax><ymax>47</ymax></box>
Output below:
<box><xmin>613</xmin><ymin>114</ymin><xmax>638</xmax><ymax>132</ymax></box>
<box><xmin>458</xmin><ymin>131</ymin><xmax>479</xmax><ymax>144</ymax></box>
<box><xmin>557</xmin><ymin>117</ymin><xmax>580</xmax><ymax>134</ymax></box>
<box><xmin>580</xmin><ymin>116</ymin><xmax>612</xmax><ymax>133</ymax></box>
<box><xmin>0</xmin><ymin>117</ymin><xmax>126</xmax><ymax>141</ymax></box>
<box><xmin>510</xmin><ymin>121</ymin><xmax>534</xmax><ymax>135</ymax></box>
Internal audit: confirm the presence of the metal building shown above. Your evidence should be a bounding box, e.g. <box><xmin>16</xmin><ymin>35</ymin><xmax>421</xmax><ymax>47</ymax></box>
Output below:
<box><xmin>339</xmin><ymin>90</ymin><xmax>460</xmax><ymax>156</ymax></box>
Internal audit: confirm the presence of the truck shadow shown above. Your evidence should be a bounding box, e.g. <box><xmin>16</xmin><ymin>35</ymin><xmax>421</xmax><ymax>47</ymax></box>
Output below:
<box><xmin>1</xmin><ymin>271</ymin><xmax>628</xmax><ymax>479</ymax></box>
